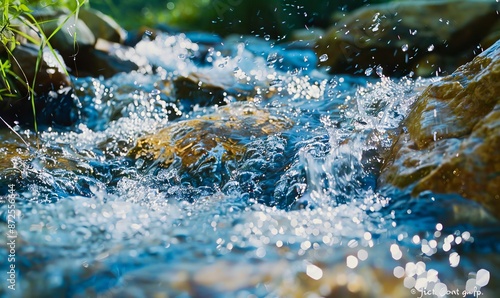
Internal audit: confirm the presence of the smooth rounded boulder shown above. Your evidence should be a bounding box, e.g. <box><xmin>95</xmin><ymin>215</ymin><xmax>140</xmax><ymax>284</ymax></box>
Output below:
<box><xmin>379</xmin><ymin>39</ymin><xmax>500</xmax><ymax>218</ymax></box>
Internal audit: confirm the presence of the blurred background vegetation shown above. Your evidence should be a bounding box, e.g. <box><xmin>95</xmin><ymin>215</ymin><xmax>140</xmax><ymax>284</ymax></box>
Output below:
<box><xmin>89</xmin><ymin>0</ymin><xmax>387</xmax><ymax>38</ymax></box>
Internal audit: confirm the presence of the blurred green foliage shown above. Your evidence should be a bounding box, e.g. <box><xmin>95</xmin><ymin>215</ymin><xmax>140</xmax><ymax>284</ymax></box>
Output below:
<box><xmin>89</xmin><ymin>0</ymin><xmax>389</xmax><ymax>38</ymax></box>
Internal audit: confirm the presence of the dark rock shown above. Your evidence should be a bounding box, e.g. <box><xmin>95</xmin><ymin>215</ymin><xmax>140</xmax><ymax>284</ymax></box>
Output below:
<box><xmin>481</xmin><ymin>19</ymin><xmax>500</xmax><ymax>50</ymax></box>
<box><xmin>35</xmin><ymin>87</ymin><xmax>81</xmax><ymax>127</ymax></box>
<box><xmin>0</xmin><ymin>87</ymin><xmax>80</xmax><ymax>128</ymax></box>
<box><xmin>379</xmin><ymin>39</ymin><xmax>500</xmax><ymax>218</ymax></box>
<box><xmin>75</xmin><ymin>39</ymin><xmax>143</xmax><ymax>78</ymax></box>
<box><xmin>1</xmin><ymin>43</ymin><xmax>73</xmax><ymax>127</ymax></box>
<box><xmin>173</xmin><ymin>72</ymin><xmax>264</xmax><ymax>108</ymax></box>
<box><xmin>9</xmin><ymin>43</ymin><xmax>71</xmax><ymax>94</ymax></box>
<box><xmin>315</xmin><ymin>0</ymin><xmax>500</xmax><ymax>76</ymax></box>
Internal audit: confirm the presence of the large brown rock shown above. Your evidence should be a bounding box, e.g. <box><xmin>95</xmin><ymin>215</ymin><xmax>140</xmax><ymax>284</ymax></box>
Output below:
<box><xmin>379</xmin><ymin>39</ymin><xmax>500</xmax><ymax>218</ymax></box>
<box><xmin>129</xmin><ymin>103</ymin><xmax>292</xmax><ymax>172</ymax></box>
<box><xmin>315</xmin><ymin>0</ymin><xmax>500</xmax><ymax>76</ymax></box>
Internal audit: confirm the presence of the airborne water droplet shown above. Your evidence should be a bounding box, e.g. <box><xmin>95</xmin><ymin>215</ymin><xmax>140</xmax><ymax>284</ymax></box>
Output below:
<box><xmin>267</xmin><ymin>52</ymin><xmax>278</xmax><ymax>65</ymax></box>
<box><xmin>319</xmin><ymin>54</ymin><xmax>329</xmax><ymax>62</ymax></box>
<box><xmin>364</xmin><ymin>67</ymin><xmax>373</xmax><ymax>76</ymax></box>
<box><xmin>427</xmin><ymin>44</ymin><xmax>435</xmax><ymax>52</ymax></box>
<box><xmin>401</xmin><ymin>44</ymin><xmax>409</xmax><ymax>52</ymax></box>
<box><xmin>264</xmin><ymin>35</ymin><xmax>271</xmax><ymax>41</ymax></box>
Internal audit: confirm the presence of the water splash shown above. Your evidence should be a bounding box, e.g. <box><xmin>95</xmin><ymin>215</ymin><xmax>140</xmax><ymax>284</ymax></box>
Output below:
<box><xmin>1</xmin><ymin>31</ymin><xmax>498</xmax><ymax>297</ymax></box>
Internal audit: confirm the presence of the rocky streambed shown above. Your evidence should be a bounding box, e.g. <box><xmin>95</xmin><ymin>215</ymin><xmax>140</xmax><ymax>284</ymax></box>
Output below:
<box><xmin>1</xmin><ymin>1</ymin><xmax>499</xmax><ymax>297</ymax></box>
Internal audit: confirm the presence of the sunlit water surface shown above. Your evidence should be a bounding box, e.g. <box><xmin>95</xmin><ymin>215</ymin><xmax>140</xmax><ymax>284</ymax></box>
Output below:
<box><xmin>1</xmin><ymin>33</ymin><xmax>499</xmax><ymax>297</ymax></box>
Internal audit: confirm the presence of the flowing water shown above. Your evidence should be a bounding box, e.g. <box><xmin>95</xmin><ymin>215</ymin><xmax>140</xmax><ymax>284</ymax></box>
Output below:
<box><xmin>1</xmin><ymin>33</ymin><xmax>499</xmax><ymax>297</ymax></box>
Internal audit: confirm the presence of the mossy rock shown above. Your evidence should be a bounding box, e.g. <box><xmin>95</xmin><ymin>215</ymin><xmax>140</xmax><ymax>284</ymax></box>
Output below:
<box><xmin>379</xmin><ymin>39</ymin><xmax>500</xmax><ymax>218</ymax></box>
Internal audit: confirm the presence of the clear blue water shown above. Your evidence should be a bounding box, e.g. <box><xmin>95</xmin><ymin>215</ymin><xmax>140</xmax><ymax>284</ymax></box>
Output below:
<box><xmin>1</xmin><ymin>33</ymin><xmax>499</xmax><ymax>297</ymax></box>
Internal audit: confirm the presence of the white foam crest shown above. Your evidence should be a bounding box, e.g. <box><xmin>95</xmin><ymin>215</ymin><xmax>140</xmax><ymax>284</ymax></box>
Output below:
<box><xmin>11</xmin><ymin>185</ymin><xmax>182</xmax><ymax>258</ymax></box>
<box><xmin>135</xmin><ymin>33</ymin><xmax>199</xmax><ymax>75</ymax></box>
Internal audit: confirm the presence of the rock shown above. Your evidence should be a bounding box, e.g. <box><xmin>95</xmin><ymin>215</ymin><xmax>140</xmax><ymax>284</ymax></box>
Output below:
<box><xmin>129</xmin><ymin>103</ymin><xmax>292</xmax><ymax>185</ymax></box>
<box><xmin>34</xmin><ymin>87</ymin><xmax>81</xmax><ymax>127</ymax></box>
<box><xmin>78</xmin><ymin>8</ymin><xmax>127</xmax><ymax>44</ymax></box>
<box><xmin>481</xmin><ymin>19</ymin><xmax>500</xmax><ymax>50</ymax></box>
<box><xmin>379</xmin><ymin>39</ymin><xmax>500</xmax><ymax>218</ymax></box>
<box><xmin>173</xmin><ymin>72</ymin><xmax>255</xmax><ymax>108</ymax></box>
<box><xmin>291</xmin><ymin>28</ymin><xmax>325</xmax><ymax>42</ymax></box>
<box><xmin>0</xmin><ymin>86</ymin><xmax>80</xmax><ymax>127</ymax></box>
<box><xmin>1</xmin><ymin>42</ymin><xmax>78</xmax><ymax>127</ymax></box>
<box><xmin>98</xmin><ymin>256</ymin><xmax>409</xmax><ymax>297</ymax></box>
<box><xmin>9</xmin><ymin>43</ymin><xmax>71</xmax><ymax>94</ymax></box>
<box><xmin>0</xmin><ymin>140</ymin><xmax>93</xmax><ymax>197</ymax></box>
<box><xmin>315</xmin><ymin>0</ymin><xmax>500</xmax><ymax>76</ymax></box>
<box><xmin>0</xmin><ymin>44</ymin><xmax>73</xmax><ymax>125</ymax></box>
<box><xmin>39</xmin><ymin>13</ymin><xmax>96</xmax><ymax>57</ymax></box>
<box><xmin>0</xmin><ymin>144</ymin><xmax>31</xmax><ymax>176</ymax></box>
<box><xmin>75</xmin><ymin>38</ymin><xmax>144</xmax><ymax>78</ymax></box>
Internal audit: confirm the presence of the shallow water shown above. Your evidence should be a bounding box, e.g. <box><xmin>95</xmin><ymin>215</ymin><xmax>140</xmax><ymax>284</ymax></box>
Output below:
<box><xmin>1</xmin><ymin>33</ymin><xmax>499</xmax><ymax>297</ymax></box>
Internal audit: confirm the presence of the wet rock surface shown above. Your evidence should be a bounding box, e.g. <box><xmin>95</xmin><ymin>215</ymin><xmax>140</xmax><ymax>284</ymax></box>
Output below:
<box><xmin>379</xmin><ymin>39</ymin><xmax>500</xmax><ymax>218</ymax></box>
<box><xmin>129</xmin><ymin>103</ymin><xmax>292</xmax><ymax>186</ymax></box>
<box><xmin>315</xmin><ymin>0</ymin><xmax>500</xmax><ymax>76</ymax></box>
<box><xmin>173</xmin><ymin>72</ymin><xmax>257</xmax><ymax>107</ymax></box>
<box><xmin>0</xmin><ymin>137</ymin><xmax>96</xmax><ymax>201</ymax></box>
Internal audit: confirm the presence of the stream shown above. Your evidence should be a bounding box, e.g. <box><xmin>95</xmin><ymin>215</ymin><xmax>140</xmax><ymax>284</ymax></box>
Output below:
<box><xmin>1</xmin><ymin>32</ymin><xmax>499</xmax><ymax>297</ymax></box>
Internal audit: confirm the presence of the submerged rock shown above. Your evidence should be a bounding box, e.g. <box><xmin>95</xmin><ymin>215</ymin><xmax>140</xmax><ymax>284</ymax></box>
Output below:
<box><xmin>379</xmin><ymin>39</ymin><xmax>500</xmax><ymax>218</ymax></box>
<box><xmin>315</xmin><ymin>0</ymin><xmax>500</xmax><ymax>76</ymax></box>
<box><xmin>173</xmin><ymin>71</ymin><xmax>266</xmax><ymax>108</ymax></box>
<box><xmin>95</xmin><ymin>255</ymin><xmax>409</xmax><ymax>298</ymax></box>
<box><xmin>0</xmin><ymin>140</ymin><xmax>94</xmax><ymax>199</ymax></box>
<box><xmin>129</xmin><ymin>103</ymin><xmax>292</xmax><ymax>186</ymax></box>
